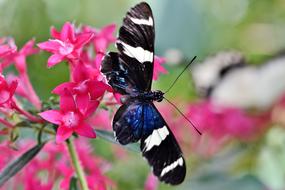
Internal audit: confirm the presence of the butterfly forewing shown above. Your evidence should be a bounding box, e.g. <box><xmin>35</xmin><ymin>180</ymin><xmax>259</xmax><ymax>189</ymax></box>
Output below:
<box><xmin>102</xmin><ymin>52</ymin><xmax>142</xmax><ymax>95</ymax></box>
<box><xmin>117</xmin><ymin>2</ymin><xmax>155</xmax><ymax>92</ymax></box>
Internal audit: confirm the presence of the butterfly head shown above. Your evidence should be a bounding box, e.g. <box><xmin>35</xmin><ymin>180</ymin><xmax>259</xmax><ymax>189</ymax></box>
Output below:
<box><xmin>152</xmin><ymin>90</ymin><xmax>164</xmax><ymax>102</ymax></box>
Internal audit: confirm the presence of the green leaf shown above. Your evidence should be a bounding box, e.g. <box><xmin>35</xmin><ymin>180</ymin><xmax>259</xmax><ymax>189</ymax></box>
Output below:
<box><xmin>95</xmin><ymin>129</ymin><xmax>140</xmax><ymax>153</ymax></box>
<box><xmin>69</xmin><ymin>176</ymin><xmax>79</xmax><ymax>190</ymax></box>
<box><xmin>0</xmin><ymin>142</ymin><xmax>46</xmax><ymax>186</ymax></box>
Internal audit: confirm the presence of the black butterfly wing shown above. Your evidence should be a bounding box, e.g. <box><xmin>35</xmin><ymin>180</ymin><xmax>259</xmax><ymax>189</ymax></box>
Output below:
<box><xmin>113</xmin><ymin>101</ymin><xmax>186</xmax><ymax>185</ymax></box>
<box><xmin>140</xmin><ymin>103</ymin><xmax>186</xmax><ymax>185</ymax></box>
<box><xmin>116</xmin><ymin>2</ymin><xmax>155</xmax><ymax>92</ymax></box>
<box><xmin>101</xmin><ymin>52</ymin><xmax>141</xmax><ymax>95</ymax></box>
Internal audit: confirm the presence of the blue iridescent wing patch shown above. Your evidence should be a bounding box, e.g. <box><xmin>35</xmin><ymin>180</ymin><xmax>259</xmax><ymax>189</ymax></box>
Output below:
<box><xmin>113</xmin><ymin>102</ymin><xmax>163</xmax><ymax>145</ymax></box>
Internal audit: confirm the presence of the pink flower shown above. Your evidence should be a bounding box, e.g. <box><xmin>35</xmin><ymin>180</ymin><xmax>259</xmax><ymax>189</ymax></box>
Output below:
<box><xmin>72</xmin><ymin>59</ymin><xmax>104</xmax><ymax>82</ymax></box>
<box><xmin>53</xmin><ymin>79</ymin><xmax>111</xmax><ymax>102</ymax></box>
<box><xmin>39</xmin><ymin>90</ymin><xmax>97</xmax><ymax>143</ymax></box>
<box><xmin>153</xmin><ymin>56</ymin><xmax>168</xmax><ymax>80</ymax></box>
<box><xmin>14</xmin><ymin>39</ymin><xmax>38</xmax><ymax>73</ymax></box>
<box><xmin>0</xmin><ymin>75</ymin><xmax>17</xmax><ymax>106</ymax></box>
<box><xmin>0</xmin><ymin>38</ymin><xmax>16</xmax><ymax>59</ymax></box>
<box><xmin>1</xmin><ymin>39</ymin><xmax>41</xmax><ymax>109</ymax></box>
<box><xmin>87</xmin><ymin>109</ymin><xmax>112</xmax><ymax>130</ymax></box>
<box><xmin>187</xmin><ymin>100</ymin><xmax>269</xmax><ymax>155</ymax></box>
<box><xmin>83</xmin><ymin>24</ymin><xmax>116</xmax><ymax>54</ymax></box>
<box><xmin>144</xmin><ymin>173</ymin><xmax>158</xmax><ymax>190</ymax></box>
<box><xmin>38</xmin><ymin>22</ymin><xmax>94</xmax><ymax>68</ymax></box>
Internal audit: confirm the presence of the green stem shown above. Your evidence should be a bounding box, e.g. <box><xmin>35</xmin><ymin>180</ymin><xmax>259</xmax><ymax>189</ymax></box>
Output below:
<box><xmin>16</xmin><ymin>125</ymin><xmax>55</xmax><ymax>135</ymax></box>
<box><xmin>66</xmin><ymin>138</ymin><xmax>89</xmax><ymax>190</ymax></box>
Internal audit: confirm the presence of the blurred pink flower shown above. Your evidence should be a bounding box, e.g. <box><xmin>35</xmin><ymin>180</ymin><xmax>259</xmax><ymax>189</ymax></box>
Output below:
<box><xmin>0</xmin><ymin>139</ymin><xmax>114</xmax><ymax>190</ymax></box>
<box><xmin>58</xmin><ymin>139</ymin><xmax>115</xmax><ymax>190</ymax></box>
<box><xmin>0</xmin><ymin>38</ymin><xmax>16</xmax><ymax>59</ymax></box>
<box><xmin>38</xmin><ymin>22</ymin><xmax>94</xmax><ymax>68</ymax></box>
<box><xmin>153</xmin><ymin>56</ymin><xmax>168</xmax><ymax>80</ymax></box>
<box><xmin>2</xmin><ymin>39</ymin><xmax>41</xmax><ymax>109</ymax></box>
<box><xmin>187</xmin><ymin>100</ymin><xmax>269</xmax><ymax>155</ymax></box>
<box><xmin>39</xmin><ymin>90</ymin><xmax>97</xmax><ymax>143</ymax></box>
<box><xmin>144</xmin><ymin>173</ymin><xmax>158</xmax><ymax>190</ymax></box>
<box><xmin>87</xmin><ymin>108</ymin><xmax>112</xmax><ymax>130</ymax></box>
<box><xmin>83</xmin><ymin>24</ymin><xmax>116</xmax><ymax>54</ymax></box>
<box><xmin>0</xmin><ymin>75</ymin><xmax>17</xmax><ymax>106</ymax></box>
<box><xmin>188</xmin><ymin>101</ymin><xmax>266</xmax><ymax>138</ymax></box>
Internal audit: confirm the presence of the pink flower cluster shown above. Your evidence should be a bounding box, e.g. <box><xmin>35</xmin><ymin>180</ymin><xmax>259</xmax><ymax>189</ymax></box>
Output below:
<box><xmin>0</xmin><ymin>38</ymin><xmax>43</xmax><ymax>125</ymax></box>
<box><xmin>0</xmin><ymin>21</ymin><xmax>169</xmax><ymax>190</ymax></box>
<box><xmin>37</xmin><ymin>22</ymin><xmax>168</xmax><ymax>143</ymax></box>
<box><xmin>186</xmin><ymin>101</ymin><xmax>269</xmax><ymax>156</ymax></box>
<box><xmin>0</xmin><ymin>139</ymin><xmax>114</xmax><ymax>190</ymax></box>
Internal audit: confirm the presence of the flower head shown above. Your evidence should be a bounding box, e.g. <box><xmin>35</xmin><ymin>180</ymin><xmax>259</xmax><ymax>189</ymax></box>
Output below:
<box><xmin>39</xmin><ymin>90</ymin><xmax>97</xmax><ymax>143</ymax></box>
<box><xmin>0</xmin><ymin>38</ymin><xmax>16</xmax><ymax>59</ymax></box>
<box><xmin>83</xmin><ymin>24</ymin><xmax>116</xmax><ymax>54</ymax></box>
<box><xmin>0</xmin><ymin>75</ymin><xmax>17</xmax><ymax>106</ymax></box>
<box><xmin>144</xmin><ymin>173</ymin><xmax>158</xmax><ymax>190</ymax></box>
<box><xmin>1</xmin><ymin>39</ymin><xmax>41</xmax><ymax>109</ymax></box>
<box><xmin>38</xmin><ymin>22</ymin><xmax>94</xmax><ymax>68</ymax></box>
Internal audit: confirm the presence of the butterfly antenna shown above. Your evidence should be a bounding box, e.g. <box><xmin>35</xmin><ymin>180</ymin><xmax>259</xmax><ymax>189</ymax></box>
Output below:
<box><xmin>163</xmin><ymin>96</ymin><xmax>202</xmax><ymax>135</ymax></box>
<box><xmin>164</xmin><ymin>56</ymin><xmax>197</xmax><ymax>94</ymax></box>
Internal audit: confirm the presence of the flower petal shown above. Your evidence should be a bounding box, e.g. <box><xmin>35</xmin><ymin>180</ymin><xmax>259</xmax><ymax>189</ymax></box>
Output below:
<box><xmin>50</xmin><ymin>26</ymin><xmax>61</xmax><ymax>39</ymax></box>
<box><xmin>52</xmin><ymin>82</ymin><xmax>75</xmax><ymax>95</ymax></box>
<box><xmin>47</xmin><ymin>54</ymin><xmax>64</xmax><ymax>68</ymax></box>
<box><xmin>76</xmin><ymin>93</ymin><xmax>90</xmax><ymax>113</ymax></box>
<box><xmin>75</xmin><ymin>32</ymin><xmax>94</xmax><ymax>49</ymax></box>
<box><xmin>56</xmin><ymin>126</ymin><xmax>73</xmax><ymax>143</ymax></box>
<box><xmin>37</xmin><ymin>40</ymin><xmax>61</xmax><ymax>52</ymax></box>
<box><xmin>39</xmin><ymin>110</ymin><xmax>62</xmax><ymax>125</ymax></box>
<box><xmin>19</xmin><ymin>39</ymin><xmax>38</xmax><ymax>56</ymax></box>
<box><xmin>61</xmin><ymin>22</ymin><xmax>75</xmax><ymax>42</ymax></box>
<box><xmin>9</xmin><ymin>80</ymin><xmax>18</xmax><ymax>97</ymax></box>
<box><xmin>75</xmin><ymin>123</ymin><xmax>96</xmax><ymax>138</ymax></box>
<box><xmin>59</xmin><ymin>90</ymin><xmax>77</xmax><ymax>112</ymax></box>
<box><xmin>89</xmin><ymin>81</ymin><xmax>111</xmax><ymax>100</ymax></box>
<box><xmin>85</xmin><ymin>100</ymin><xmax>99</xmax><ymax>117</ymax></box>
<box><xmin>94</xmin><ymin>53</ymin><xmax>104</xmax><ymax>69</ymax></box>
<box><xmin>101</xmin><ymin>24</ymin><xmax>116</xmax><ymax>41</ymax></box>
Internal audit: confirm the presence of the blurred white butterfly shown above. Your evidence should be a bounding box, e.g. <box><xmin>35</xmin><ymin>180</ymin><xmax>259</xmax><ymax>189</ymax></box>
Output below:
<box><xmin>192</xmin><ymin>51</ymin><xmax>285</xmax><ymax>110</ymax></box>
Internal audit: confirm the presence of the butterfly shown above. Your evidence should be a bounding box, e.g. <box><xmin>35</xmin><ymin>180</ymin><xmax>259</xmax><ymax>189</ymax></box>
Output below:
<box><xmin>192</xmin><ymin>51</ymin><xmax>246</xmax><ymax>98</ymax></box>
<box><xmin>192</xmin><ymin>51</ymin><xmax>285</xmax><ymax>109</ymax></box>
<box><xmin>101</xmin><ymin>2</ymin><xmax>186</xmax><ymax>185</ymax></box>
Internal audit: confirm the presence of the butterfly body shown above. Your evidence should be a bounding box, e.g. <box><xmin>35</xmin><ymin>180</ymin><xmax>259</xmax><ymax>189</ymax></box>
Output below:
<box><xmin>102</xmin><ymin>2</ymin><xmax>186</xmax><ymax>185</ymax></box>
<box><xmin>121</xmin><ymin>90</ymin><xmax>164</xmax><ymax>104</ymax></box>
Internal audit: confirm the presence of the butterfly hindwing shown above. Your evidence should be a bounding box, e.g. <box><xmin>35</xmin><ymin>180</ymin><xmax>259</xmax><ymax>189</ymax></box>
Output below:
<box><xmin>113</xmin><ymin>102</ymin><xmax>186</xmax><ymax>185</ymax></box>
<box><xmin>113</xmin><ymin>101</ymin><xmax>164</xmax><ymax>145</ymax></box>
<box><xmin>140</xmin><ymin>104</ymin><xmax>186</xmax><ymax>185</ymax></box>
<box><xmin>113</xmin><ymin>103</ymin><xmax>143</xmax><ymax>145</ymax></box>
<box><xmin>117</xmin><ymin>2</ymin><xmax>155</xmax><ymax>92</ymax></box>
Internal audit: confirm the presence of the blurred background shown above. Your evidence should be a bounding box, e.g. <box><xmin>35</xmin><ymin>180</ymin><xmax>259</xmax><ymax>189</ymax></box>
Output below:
<box><xmin>1</xmin><ymin>0</ymin><xmax>285</xmax><ymax>190</ymax></box>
